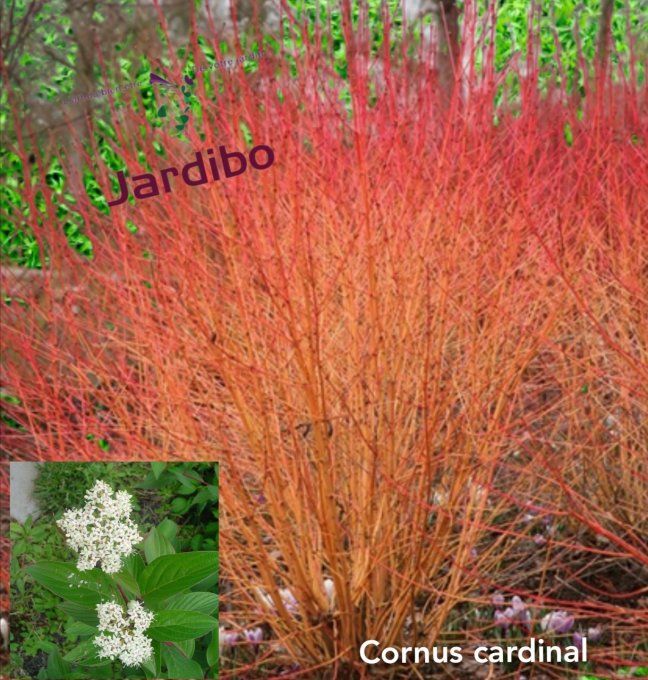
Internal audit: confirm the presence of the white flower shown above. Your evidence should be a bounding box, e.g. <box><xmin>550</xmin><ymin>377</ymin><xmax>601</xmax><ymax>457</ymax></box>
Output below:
<box><xmin>279</xmin><ymin>587</ymin><xmax>299</xmax><ymax>614</ymax></box>
<box><xmin>255</xmin><ymin>585</ymin><xmax>300</xmax><ymax>615</ymax></box>
<box><xmin>219</xmin><ymin>627</ymin><xmax>239</xmax><ymax>655</ymax></box>
<box><xmin>57</xmin><ymin>480</ymin><xmax>142</xmax><ymax>574</ymax></box>
<box><xmin>323</xmin><ymin>578</ymin><xmax>335</xmax><ymax>609</ymax></box>
<box><xmin>94</xmin><ymin>600</ymin><xmax>154</xmax><ymax>667</ymax></box>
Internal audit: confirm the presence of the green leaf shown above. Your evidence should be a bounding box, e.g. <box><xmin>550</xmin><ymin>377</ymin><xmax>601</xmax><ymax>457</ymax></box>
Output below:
<box><xmin>147</xmin><ymin>610</ymin><xmax>217</xmax><ymax>641</ymax></box>
<box><xmin>157</xmin><ymin>105</ymin><xmax>167</xmax><ymax>117</ymax></box>
<box><xmin>157</xmin><ymin>518</ymin><xmax>179</xmax><ymax>543</ymax></box>
<box><xmin>140</xmin><ymin>654</ymin><xmax>157</xmax><ymax>678</ymax></box>
<box><xmin>46</xmin><ymin>648</ymin><xmax>72</xmax><ymax>680</ymax></box>
<box><xmin>59</xmin><ymin>600</ymin><xmax>99</xmax><ymax>627</ymax></box>
<box><xmin>66</xmin><ymin>620</ymin><xmax>97</xmax><ymax>637</ymax></box>
<box><xmin>173</xmin><ymin>639</ymin><xmax>195</xmax><ymax>659</ymax></box>
<box><xmin>162</xmin><ymin>645</ymin><xmax>204</xmax><ymax>679</ymax></box>
<box><xmin>122</xmin><ymin>552</ymin><xmax>146</xmax><ymax>582</ymax></box>
<box><xmin>13</xmin><ymin>539</ymin><xmax>28</xmax><ymax>557</ymax></box>
<box><xmin>62</xmin><ymin>640</ymin><xmax>93</xmax><ymax>663</ymax></box>
<box><xmin>564</xmin><ymin>122</ymin><xmax>574</xmax><ymax>146</ymax></box>
<box><xmin>26</xmin><ymin>562</ymin><xmax>116</xmax><ymax>606</ymax></box>
<box><xmin>115</xmin><ymin>555</ymin><xmax>143</xmax><ymax>597</ymax></box>
<box><xmin>151</xmin><ymin>462</ymin><xmax>167</xmax><ymax>478</ymax></box>
<box><xmin>206</xmin><ymin>631</ymin><xmax>218</xmax><ymax>668</ymax></box>
<box><xmin>190</xmin><ymin>488</ymin><xmax>211</xmax><ymax>509</ymax></box>
<box><xmin>163</xmin><ymin>592</ymin><xmax>218</xmax><ymax>615</ymax></box>
<box><xmin>152</xmin><ymin>640</ymin><xmax>162</xmax><ymax>676</ymax></box>
<box><xmin>193</xmin><ymin>570</ymin><xmax>218</xmax><ymax>593</ymax></box>
<box><xmin>140</xmin><ymin>552</ymin><xmax>218</xmax><ymax>606</ymax></box>
<box><xmin>171</xmin><ymin>468</ymin><xmax>202</xmax><ymax>491</ymax></box>
<box><xmin>171</xmin><ymin>497</ymin><xmax>189</xmax><ymax>513</ymax></box>
<box><xmin>143</xmin><ymin>526</ymin><xmax>175</xmax><ymax>564</ymax></box>
<box><xmin>36</xmin><ymin>641</ymin><xmax>60</xmax><ymax>655</ymax></box>
<box><xmin>63</xmin><ymin>638</ymin><xmax>105</xmax><ymax>666</ymax></box>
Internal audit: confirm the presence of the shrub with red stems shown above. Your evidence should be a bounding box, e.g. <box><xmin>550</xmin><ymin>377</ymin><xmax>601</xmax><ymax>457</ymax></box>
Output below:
<box><xmin>2</xmin><ymin>2</ymin><xmax>646</xmax><ymax>677</ymax></box>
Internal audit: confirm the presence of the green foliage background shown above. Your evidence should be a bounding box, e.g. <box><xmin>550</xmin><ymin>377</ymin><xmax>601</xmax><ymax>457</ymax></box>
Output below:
<box><xmin>0</xmin><ymin>0</ymin><xmax>645</xmax><ymax>268</ymax></box>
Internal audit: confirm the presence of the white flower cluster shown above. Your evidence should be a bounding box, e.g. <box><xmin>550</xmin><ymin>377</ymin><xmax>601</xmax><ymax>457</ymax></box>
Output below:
<box><xmin>94</xmin><ymin>600</ymin><xmax>154</xmax><ymax>667</ymax></box>
<box><xmin>57</xmin><ymin>480</ymin><xmax>142</xmax><ymax>573</ymax></box>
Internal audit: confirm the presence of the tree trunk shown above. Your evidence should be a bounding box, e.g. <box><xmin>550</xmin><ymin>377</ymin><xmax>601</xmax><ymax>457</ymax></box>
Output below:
<box><xmin>436</xmin><ymin>0</ymin><xmax>460</xmax><ymax>107</ymax></box>
<box><xmin>597</xmin><ymin>0</ymin><xmax>614</xmax><ymax>72</ymax></box>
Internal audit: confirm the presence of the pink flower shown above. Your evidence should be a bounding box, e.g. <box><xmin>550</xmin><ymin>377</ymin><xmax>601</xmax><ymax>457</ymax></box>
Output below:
<box><xmin>219</xmin><ymin>628</ymin><xmax>239</xmax><ymax>650</ymax></box>
<box><xmin>494</xmin><ymin>597</ymin><xmax>533</xmax><ymax>632</ymax></box>
<box><xmin>244</xmin><ymin>627</ymin><xmax>263</xmax><ymax>647</ymax></box>
<box><xmin>494</xmin><ymin>610</ymin><xmax>510</xmax><ymax>630</ymax></box>
<box><xmin>511</xmin><ymin>596</ymin><xmax>526</xmax><ymax>613</ymax></box>
<box><xmin>541</xmin><ymin>611</ymin><xmax>574</xmax><ymax>634</ymax></box>
<box><xmin>518</xmin><ymin>609</ymin><xmax>532</xmax><ymax>633</ymax></box>
<box><xmin>587</xmin><ymin>625</ymin><xmax>603</xmax><ymax>642</ymax></box>
<box><xmin>491</xmin><ymin>593</ymin><xmax>505</xmax><ymax>607</ymax></box>
<box><xmin>280</xmin><ymin>587</ymin><xmax>299</xmax><ymax>614</ymax></box>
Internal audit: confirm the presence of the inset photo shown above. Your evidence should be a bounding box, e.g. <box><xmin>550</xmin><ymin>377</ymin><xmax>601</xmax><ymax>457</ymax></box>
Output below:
<box><xmin>8</xmin><ymin>461</ymin><xmax>218</xmax><ymax>679</ymax></box>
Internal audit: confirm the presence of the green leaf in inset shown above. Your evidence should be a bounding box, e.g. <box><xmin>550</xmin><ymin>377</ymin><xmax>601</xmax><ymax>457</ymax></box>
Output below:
<box><xmin>115</xmin><ymin>554</ymin><xmax>144</xmax><ymax>597</ymax></box>
<box><xmin>143</xmin><ymin>526</ymin><xmax>175</xmax><ymax>564</ymax></box>
<box><xmin>63</xmin><ymin>638</ymin><xmax>106</xmax><ymax>666</ymax></box>
<box><xmin>66</xmin><ymin>620</ymin><xmax>97</xmax><ymax>637</ymax></box>
<box><xmin>147</xmin><ymin>610</ymin><xmax>217</xmax><ymax>641</ymax></box>
<box><xmin>35</xmin><ymin>641</ymin><xmax>59</xmax><ymax>655</ymax></box>
<box><xmin>46</xmin><ymin>648</ymin><xmax>72</xmax><ymax>680</ymax></box>
<box><xmin>163</xmin><ymin>591</ymin><xmax>218</xmax><ymax>615</ymax></box>
<box><xmin>189</xmin><ymin>487</ymin><xmax>211</xmax><ymax>510</ymax></box>
<box><xmin>140</xmin><ymin>552</ymin><xmax>217</xmax><ymax>606</ymax></box>
<box><xmin>141</xmin><ymin>654</ymin><xmax>157</xmax><ymax>678</ymax></box>
<box><xmin>193</xmin><ymin>570</ymin><xmax>218</xmax><ymax>593</ymax></box>
<box><xmin>170</xmin><ymin>497</ymin><xmax>189</xmax><ymax>514</ymax></box>
<box><xmin>172</xmin><ymin>468</ymin><xmax>201</xmax><ymax>488</ymax></box>
<box><xmin>152</xmin><ymin>640</ymin><xmax>162</xmax><ymax>676</ymax></box>
<box><xmin>122</xmin><ymin>552</ymin><xmax>146</xmax><ymax>581</ymax></box>
<box><xmin>157</xmin><ymin>518</ymin><xmax>179</xmax><ymax>543</ymax></box>
<box><xmin>26</xmin><ymin>562</ymin><xmax>116</xmax><ymax>606</ymax></box>
<box><xmin>59</xmin><ymin>600</ymin><xmax>99</xmax><ymax>627</ymax></box>
<box><xmin>206</xmin><ymin>631</ymin><xmax>218</xmax><ymax>668</ymax></box>
<box><xmin>162</xmin><ymin>645</ymin><xmax>204</xmax><ymax>679</ymax></box>
<box><xmin>151</xmin><ymin>462</ymin><xmax>167</xmax><ymax>478</ymax></box>
<box><xmin>173</xmin><ymin>639</ymin><xmax>195</xmax><ymax>659</ymax></box>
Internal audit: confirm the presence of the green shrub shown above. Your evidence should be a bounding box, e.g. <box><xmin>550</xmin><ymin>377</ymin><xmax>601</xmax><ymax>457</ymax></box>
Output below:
<box><xmin>33</xmin><ymin>463</ymin><xmax>151</xmax><ymax>520</ymax></box>
<box><xmin>10</xmin><ymin>515</ymin><xmax>75</xmax><ymax>678</ymax></box>
<box><xmin>15</xmin><ymin>475</ymin><xmax>218</xmax><ymax>679</ymax></box>
<box><xmin>137</xmin><ymin>463</ymin><xmax>219</xmax><ymax>553</ymax></box>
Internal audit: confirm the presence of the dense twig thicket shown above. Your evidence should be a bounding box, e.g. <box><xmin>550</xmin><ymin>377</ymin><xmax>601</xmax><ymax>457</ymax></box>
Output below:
<box><xmin>1</xmin><ymin>1</ymin><xmax>647</xmax><ymax>677</ymax></box>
